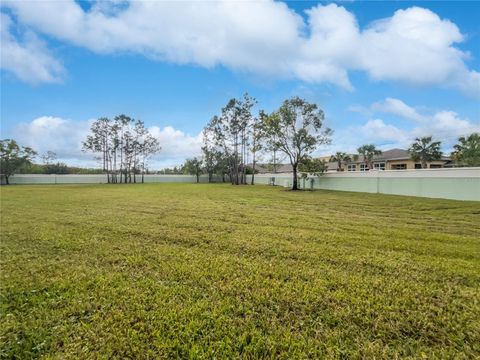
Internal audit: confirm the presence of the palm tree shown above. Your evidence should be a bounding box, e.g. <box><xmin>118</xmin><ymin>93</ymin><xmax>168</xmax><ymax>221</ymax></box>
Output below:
<box><xmin>329</xmin><ymin>152</ymin><xmax>351</xmax><ymax>171</ymax></box>
<box><xmin>357</xmin><ymin>144</ymin><xmax>382</xmax><ymax>170</ymax></box>
<box><xmin>451</xmin><ymin>132</ymin><xmax>480</xmax><ymax>167</ymax></box>
<box><xmin>408</xmin><ymin>136</ymin><xmax>442</xmax><ymax>169</ymax></box>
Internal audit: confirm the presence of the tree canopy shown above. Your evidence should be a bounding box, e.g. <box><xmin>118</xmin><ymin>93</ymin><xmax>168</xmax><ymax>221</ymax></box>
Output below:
<box><xmin>182</xmin><ymin>157</ymin><xmax>203</xmax><ymax>183</ymax></box>
<box><xmin>259</xmin><ymin>97</ymin><xmax>331</xmax><ymax>190</ymax></box>
<box><xmin>357</xmin><ymin>145</ymin><xmax>382</xmax><ymax>170</ymax></box>
<box><xmin>408</xmin><ymin>136</ymin><xmax>442</xmax><ymax>169</ymax></box>
<box><xmin>0</xmin><ymin>139</ymin><xmax>37</xmax><ymax>184</ymax></box>
<box><xmin>451</xmin><ymin>132</ymin><xmax>480</xmax><ymax>167</ymax></box>
<box><xmin>82</xmin><ymin>115</ymin><xmax>160</xmax><ymax>183</ymax></box>
<box><xmin>329</xmin><ymin>152</ymin><xmax>351</xmax><ymax>171</ymax></box>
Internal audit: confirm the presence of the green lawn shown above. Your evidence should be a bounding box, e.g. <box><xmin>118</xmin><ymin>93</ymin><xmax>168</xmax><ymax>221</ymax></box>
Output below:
<box><xmin>1</xmin><ymin>184</ymin><xmax>479</xmax><ymax>359</ymax></box>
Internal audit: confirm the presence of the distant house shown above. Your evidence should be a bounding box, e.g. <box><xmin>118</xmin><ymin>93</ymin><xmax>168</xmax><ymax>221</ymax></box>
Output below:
<box><xmin>249</xmin><ymin>149</ymin><xmax>450</xmax><ymax>174</ymax></box>
<box><xmin>253</xmin><ymin>163</ymin><xmax>337</xmax><ymax>174</ymax></box>
<box><xmin>341</xmin><ymin>148</ymin><xmax>451</xmax><ymax>171</ymax></box>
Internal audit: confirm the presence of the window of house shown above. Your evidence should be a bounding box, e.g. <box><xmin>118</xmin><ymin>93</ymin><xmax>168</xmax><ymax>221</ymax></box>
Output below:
<box><xmin>360</xmin><ymin>164</ymin><xmax>369</xmax><ymax>171</ymax></box>
<box><xmin>391</xmin><ymin>164</ymin><xmax>407</xmax><ymax>170</ymax></box>
<box><xmin>415</xmin><ymin>163</ymin><xmax>422</xmax><ymax>169</ymax></box>
<box><xmin>430</xmin><ymin>164</ymin><xmax>442</xmax><ymax>168</ymax></box>
<box><xmin>347</xmin><ymin>164</ymin><xmax>356</xmax><ymax>171</ymax></box>
<box><xmin>374</xmin><ymin>162</ymin><xmax>385</xmax><ymax>170</ymax></box>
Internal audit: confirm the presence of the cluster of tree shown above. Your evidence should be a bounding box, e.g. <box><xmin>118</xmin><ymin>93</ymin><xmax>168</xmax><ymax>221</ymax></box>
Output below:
<box><xmin>182</xmin><ymin>157</ymin><xmax>204</xmax><ymax>183</ymax></box>
<box><xmin>16</xmin><ymin>150</ymin><xmax>105</xmax><ymax>175</ymax></box>
<box><xmin>82</xmin><ymin>115</ymin><xmax>160</xmax><ymax>183</ymax></box>
<box><xmin>451</xmin><ymin>133</ymin><xmax>480</xmax><ymax>167</ymax></box>
<box><xmin>193</xmin><ymin>94</ymin><xmax>331</xmax><ymax>190</ymax></box>
<box><xmin>19</xmin><ymin>151</ymin><xmax>71</xmax><ymax>174</ymax></box>
<box><xmin>157</xmin><ymin>166</ymin><xmax>184</xmax><ymax>175</ymax></box>
<box><xmin>0</xmin><ymin>142</ymin><xmax>108</xmax><ymax>183</ymax></box>
<box><xmin>201</xmin><ymin>94</ymin><xmax>258</xmax><ymax>185</ymax></box>
<box><xmin>408</xmin><ymin>136</ymin><xmax>442</xmax><ymax>168</ymax></box>
<box><xmin>3</xmin><ymin>112</ymin><xmax>478</xmax><ymax>188</ymax></box>
<box><xmin>0</xmin><ymin>139</ymin><xmax>37</xmax><ymax>185</ymax></box>
<box><xmin>18</xmin><ymin>162</ymin><xmax>68</xmax><ymax>174</ymax></box>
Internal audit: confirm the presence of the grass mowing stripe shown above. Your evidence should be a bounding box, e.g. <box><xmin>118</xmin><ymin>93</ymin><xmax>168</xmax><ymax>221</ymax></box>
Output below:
<box><xmin>1</xmin><ymin>184</ymin><xmax>479</xmax><ymax>358</ymax></box>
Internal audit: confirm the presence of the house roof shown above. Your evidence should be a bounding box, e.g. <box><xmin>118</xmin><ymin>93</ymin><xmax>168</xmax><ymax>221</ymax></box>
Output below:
<box><xmin>349</xmin><ymin>148</ymin><xmax>450</xmax><ymax>163</ymax></box>
<box><xmin>276</xmin><ymin>164</ymin><xmax>293</xmax><ymax>173</ymax></box>
<box><xmin>253</xmin><ymin>162</ymin><xmax>338</xmax><ymax>173</ymax></box>
<box><xmin>348</xmin><ymin>148</ymin><xmax>407</xmax><ymax>163</ymax></box>
<box><xmin>248</xmin><ymin>164</ymin><xmax>269</xmax><ymax>174</ymax></box>
<box><xmin>247</xmin><ymin>163</ymin><xmax>293</xmax><ymax>173</ymax></box>
<box><xmin>251</xmin><ymin>148</ymin><xmax>451</xmax><ymax>173</ymax></box>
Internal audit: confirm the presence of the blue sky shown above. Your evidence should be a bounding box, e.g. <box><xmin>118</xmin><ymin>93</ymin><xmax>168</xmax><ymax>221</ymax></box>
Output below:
<box><xmin>1</xmin><ymin>0</ymin><xmax>479</xmax><ymax>168</ymax></box>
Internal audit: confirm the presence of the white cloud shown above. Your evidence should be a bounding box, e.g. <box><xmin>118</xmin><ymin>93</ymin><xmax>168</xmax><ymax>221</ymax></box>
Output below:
<box><xmin>347</xmin><ymin>99</ymin><xmax>480</xmax><ymax>150</ymax></box>
<box><xmin>423</xmin><ymin>111</ymin><xmax>480</xmax><ymax>141</ymax></box>
<box><xmin>319</xmin><ymin>98</ymin><xmax>479</xmax><ymax>156</ymax></box>
<box><xmin>148</xmin><ymin>126</ymin><xmax>203</xmax><ymax>163</ymax></box>
<box><xmin>356</xmin><ymin>7</ymin><xmax>477</xmax><ymax>91</ymax></box>
<box><xmin>0</xmin><ymin>13</ymin><xmax>64</xmax><ymax>84</ymax></box>
<box><xmin>15</xmin><ymin>116</ymin><xmax>91</xmax><ymax>164</ymax></box>
<box><xmin>1</xmin><ymin>2</ymin><xmax>479</xmax><ymax>96</ymax></box>
<box><xmin>372</xmin><ymin>98</ymin><xmax>426</xmax><ymax>122</ymax></box>
<box><xmin>359</xmin><ymin>119</ymin><xmax>409</xmax><ymax>143</ymax></box>
<box><xmin>370</xmin><ymin>98</ymin><xmax>480</xmax><ymax>143</ymax></box>
<box><xmin>13</xmin><ymin>116</ymin><xmax>203</xmax><ymax>169</ymax></box>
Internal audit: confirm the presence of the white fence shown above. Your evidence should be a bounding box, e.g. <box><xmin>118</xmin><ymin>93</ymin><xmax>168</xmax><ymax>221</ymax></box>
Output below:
<box><xmin>1</xmin><ymin>174</ymin><xmax>221</xmax><ymax>185</ymax></box>
<box><xmin>251</xmin><ymin>168</ymin><xmax>480</xmax><ymax>201</ymax></box>
<box><xmin>2</xmin><ymin>168</ymin><xmax>479</xmax><ymax>201</ymax></box>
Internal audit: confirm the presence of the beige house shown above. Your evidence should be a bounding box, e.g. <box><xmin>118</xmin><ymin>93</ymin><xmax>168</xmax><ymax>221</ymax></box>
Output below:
<box><xmin>341</xmin><ymin>149</ymin><xmax>451</xmax><ymax>171</ymax></box>
<box><xmin>251</xmin><ymin>149</ymin><xmax>450</xmax><ymax>174</ymax></box>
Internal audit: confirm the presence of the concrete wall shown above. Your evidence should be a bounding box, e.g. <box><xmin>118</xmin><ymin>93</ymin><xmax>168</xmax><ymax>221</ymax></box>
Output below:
<box><xmin>1</xmin><ymin>174</ymin><xmax>223</xmax><ymax>185</ymax></box>
<box><xmin>3</xmin><ymin>168</ymin><xmax>479</xmax><ymax>201</ymax></box>
<box><xmin>250</xmin><ymin>168</ymin><xmax>480</xmax><ymax>201</ymax></box>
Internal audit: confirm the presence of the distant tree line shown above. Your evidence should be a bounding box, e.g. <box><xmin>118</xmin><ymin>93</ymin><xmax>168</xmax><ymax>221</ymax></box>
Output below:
<box><xmin>2</xmin><ymin>107</ymin><xmax>479</xmax><ymax>188</ymax></box>
<box><xmin>14</xmin><ymin>151</ymin><xmax>104</xmax><ymax>175</ymax></box>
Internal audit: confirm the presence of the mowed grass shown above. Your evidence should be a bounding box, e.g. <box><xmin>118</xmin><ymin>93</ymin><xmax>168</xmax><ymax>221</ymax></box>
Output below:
<box><xmin>1</xmin><ymin>184</ymin><xmax>479</xmax><ymax>359</ymax></box>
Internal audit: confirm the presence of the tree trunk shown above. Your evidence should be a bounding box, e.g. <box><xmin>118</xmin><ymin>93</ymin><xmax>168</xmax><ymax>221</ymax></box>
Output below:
<box><xmin>5</xmin><ymin>175</ymin><xmax>9</xmax><ymax>185</ymax></box>
<box><xmin>273</xmin><ymin>149</ymin><xmax>277</xmax><ymax>173</ymax></box>
<box><xmin>422</xmin><ymin>159</ymin><xmax>427</xmax><ymax>169</ymax></box>
<box><xmin>292</xmin><ymin>163</ymin><xmax>298</xmax><ymax>190</ymax></box>
<box><xmin>196</xmin><ymin>173</ymin><xmax>200</xmax><ymax>183</ymax></box>
<box><xmin>251</xmin><ymin>154</ymin><xmax>256</xmax><ymax>185</ymax></box>
<box><xmin>242</xmin><ymin>136</ymin><xmax>247</xmax><ymax>185</ymax></box>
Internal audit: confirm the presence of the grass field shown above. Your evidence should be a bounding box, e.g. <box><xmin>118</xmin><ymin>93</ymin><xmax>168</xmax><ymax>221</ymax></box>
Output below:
<box><xmin>1</xmin><ymin>184</ymin><xmax>479</xmax><ymax>359</ymax></box>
